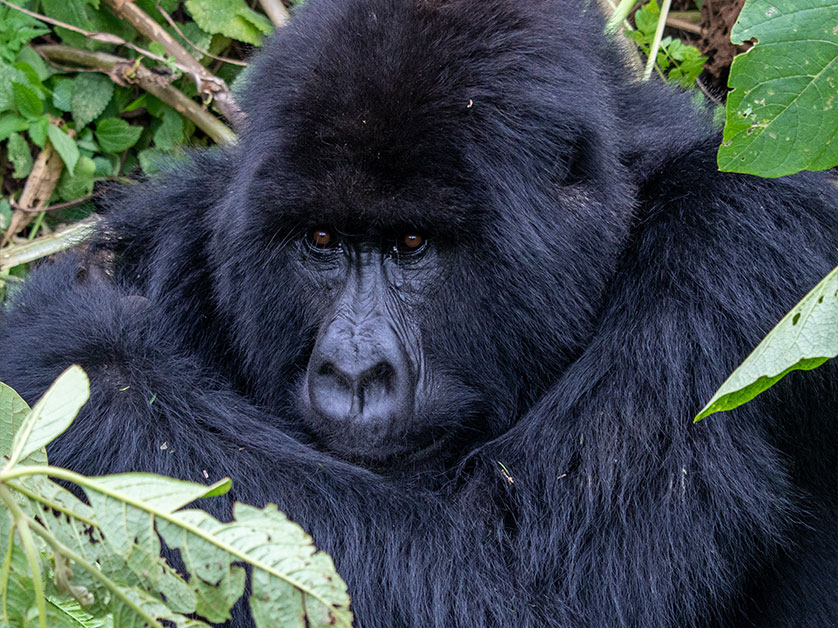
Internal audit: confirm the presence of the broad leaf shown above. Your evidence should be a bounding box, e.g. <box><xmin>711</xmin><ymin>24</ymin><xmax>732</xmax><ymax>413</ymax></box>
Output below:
<box><xmin>0</xmin><ymin>379</ymin><xmax>44</xmax><ymax>466</ymax></box>
<box><xmin>696</xmin><ymin>266</ymin><xmax>838</xmax><ymax>420</ymax></box>
<box><xmin>0</xmin><ymin>113</ymin><xmax>29</xmax><ymax>140</ymax></box>
<box><xmin>12</xmin><ymin>81</ymin><xmax>43</xmax><ymax>119</ymax></box>
<box><xmin>47</xmin><ymin>124</ymin><xmax>80</xmax><ymax>175</ymax></box>
<box><xmin>95</xmin><ymin>117</ymin><xmax>143</xmax><ymax>153</ymax></box>
<box><xmin>185</xmin><ymin>0</ymin><xmax>272</xmax><ymax>45</ymax></box>
<box><xmin>71</xmin><ymin>73</ymin><xmax>114</xmax><ymax>129</ymax></box>
<box><xmin>7</xmin><ymin>131</ymin><xmax>33</xmax><ymax>179</ymax></box>
<box><xmin>718</xmin><ymin>0</ymin><xmax>838</xmax><ymax>176</ymax></box>
<box><xmin>157</xmin><ymin>504</ymin><xmax>353</xmax><ymax>628</ymax></box>
<box><xmin>7</xmin><ymin>365</ymin><xmax>89</xmax><ymax>465</ymax></box>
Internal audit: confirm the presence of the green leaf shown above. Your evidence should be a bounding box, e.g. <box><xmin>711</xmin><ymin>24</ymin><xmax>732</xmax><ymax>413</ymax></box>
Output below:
<box><xmin>0</xmin><ymin>378</ymin><xmax>46</xmax><ymax>466</ymax></box>
<box><xmin>169</xmin><ymin>21</ymin><xmax>213</xmax><ymax>60</ymax></box>
<box><xmin>40</xmin><ymin>0</ymin><xmax>95</xmax><ymax>49</ymax></box>
<box><xmin>28</xmin><ymin>115</ymin><xmax>50</xmax><ymax>147</ymax></box>
<box><xmin>0</xmin><ymin>61</ymin><xmax>28</xmax><ymax>112</ymax></box>
<box><xmin>137</xmin><ymin>148</ymin><xmax>169</xmax><ymax>174</ymax></box>
<box><xmin>185</xmin><ymin>0</ymin><xmax>271</xmax><ymax>44</ymax></box>
<box><xmin>7</xmin><ymin>365</ymin><xmax>89</xmax><ymax>466</ymax></box>
<box><xmin>136</xmin><ymin>0</ymin><xmax>179</xmax><ymax>20</ymax></box>
<box><xmin>16</xmin><ymin>46</ymin><xmax>51</xmax><ymax>82</ymax></box>
<box><xmin>95</xmin><ymin>117</ymin><xmax>142</xmax><ymax>153</ymax></box>
<box><xmin>57</xmin><ymin>155</ymin><xmax>96</xmax><ymax>201</ymax></box>
<box><xmin>12</xmin><ymin>81</ymin><xmax>43</xmax><ymax>119</ymax></box>
<box><xmin>47</xmin><ymin>124</ymin><xmax>80</xmax><ymax>175</ymax></box>
<box><xmin>0</xmin><ymin>113</ymin><xmax>29</xmax><ymax>141</ymax></box>
<box><xmin>71</xmin><ymin>74</ymin><xmax>114</xmax><ymax>128</ymax></box>
<box><xmin>147</xmin><ymin>41</ymin><xmax>167</xmax><ymax>58</ymax></box>
<box><xmin>718</xmin><ymin>0</ymin><xmax>838</xmax><ymax>176</ymax></box>
<box><xmin>153</xmin><ymin>107</ymin><xmax>185</xmax><ymax>150</ymax></box>
<box><xmin>0</xmin><ymin>198</ymin><xmax>12</xmax><ymax>230</ymax></box>
<box><xmin>88</xmin><ymin>474</ymin><xmax>231</xmax><ymax>514</ymax></box>
<box><xmin>236</xmin><ymin>6</ymin><xmax>274</xmax><ymax>36</ymax></box>
<box><xmin>634</xmin><ymin>0</ymin><xmax>660</xmax><ymax>35</ymax></box>
<box><xmin>14</xmin><ymin>61</ymin><xmax>46</xmax><ymax>94</ymax></box>
<box><xmin>696</xmin><ymin>265</ymin><xmax>838</xmax><ymax>420</ymax></box>
<box><xmin>7</xmin><ymin>131</ymin><xmax>33</xmax><ymax>179</ymax></box>
<box><xmin>156</xmin><ymin>503</ymin><xmax>353</xmax><ymax>628</ymax></box>
<box><xmin>52</xmin><ymin>77</ymin><xmax>74</xmax><ymax>112</ymax></box>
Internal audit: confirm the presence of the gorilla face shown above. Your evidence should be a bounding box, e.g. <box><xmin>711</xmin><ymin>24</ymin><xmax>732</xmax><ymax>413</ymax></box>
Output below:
<box><xmin>211</xmin><ymin>0</ymin><xmax>635</xmax><ymax>469</ymax></box>
<box><xmin>298</xmin><ymin>226</ymin><xmax>456</xmax><ymax>462</ymax></box>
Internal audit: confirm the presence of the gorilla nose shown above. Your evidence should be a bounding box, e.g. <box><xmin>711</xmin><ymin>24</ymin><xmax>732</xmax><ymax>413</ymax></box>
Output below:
<box><xmin>308</xmin><ymin>331</ymin><xmax>412</xmax><ymax>422</ymax></box>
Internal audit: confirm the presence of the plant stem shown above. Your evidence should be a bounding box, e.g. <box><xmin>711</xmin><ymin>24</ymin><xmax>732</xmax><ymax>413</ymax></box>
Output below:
<box><xmin>103</xmin><ymin>0</ymin><xmax>245</xmax><ymax>129</ymax></box>
<box><xmin>35</xmin><ymin>45</ymin><xmax>237</xmax><ymax>145</ymax></box>
<box><xmin>0</xmin><ymin>485</ymin><xmax>47</xmax><ymax>628</ymax></box>
<box><xmin>643</xmin><ymin>0</ymin><xmax>673</xmax><ymax>80</ymax></box>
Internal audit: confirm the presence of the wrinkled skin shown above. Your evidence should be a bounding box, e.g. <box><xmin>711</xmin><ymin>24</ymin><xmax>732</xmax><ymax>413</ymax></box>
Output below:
<box><xmin>0</xmin><ymin>0</ymin><xmax>835</xmax><ymax>626</ymax></box>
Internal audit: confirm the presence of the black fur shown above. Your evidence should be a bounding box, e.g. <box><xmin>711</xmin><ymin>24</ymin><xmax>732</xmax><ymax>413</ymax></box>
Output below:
<box><xmin>1</xmin><ymin>0</ymin><xmax>836</xmax><ymax>626</ymax></box>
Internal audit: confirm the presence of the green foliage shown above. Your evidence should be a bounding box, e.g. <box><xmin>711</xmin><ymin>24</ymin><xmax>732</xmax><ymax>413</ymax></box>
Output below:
<box><xmin>0</xmin><ymin>0</ymin><xmax>258</xmax><ymax>265</ymax></box>
<box><xmin>0</xmin><ymin>7</ymin><xmax>49</xmax><ymax>64</ymax></box>
<box><xmin>47</xmin><ymin>124</ymin><xmax>80</xmax><ymax>175</ymax></box>
<box><xmin>94</xmin><ymin>118</ymin><xmax>142</xmax><ymax>153</ymax></box>
<box><xmin>628</xmin><ymin>0</ymin><xmax>707</xmax><ymax>88</ymax></box>
<box><xmin>71</xmin><ymin>74</ymin><xmax>115</xmax><ymax>129</ymax></box>
<box><xmin>11</xmin><ymin>81</ymin><xmax>43</xmax><ymax>119</ymax></box>
<box><xmin>0</xmin><ymin>368</ymin><xmax>354</xmax><ymax>627</ymax></box>
<box><xmin>7</xmin><ymin>132</ymin><xmax>33</xmax><ymax>179</ymax></box>
<box><xmin>697</xmin><ymin>265</ymin><xmax>838</xmax><ymax>420</ymax></box>
<box><xmin>718</xmin><ymin>0</ymin><xmax>838</xmax><ymax>176</ymax></box>
<box><xmin>186</xmin><ymin>0</ymin><xmax>274</xmax><ymax>45</ymax></box>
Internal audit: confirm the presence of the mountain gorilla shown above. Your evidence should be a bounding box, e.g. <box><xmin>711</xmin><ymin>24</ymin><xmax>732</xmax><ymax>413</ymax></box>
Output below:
<box><xmin>0</xmin><ymin>0</ymin><xmax>836</xmax><ymax>626</ymax></box>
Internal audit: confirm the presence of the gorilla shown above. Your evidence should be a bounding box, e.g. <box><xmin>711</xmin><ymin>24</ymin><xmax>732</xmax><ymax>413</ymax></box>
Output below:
<box><xmin>0</xmin><ymin>0</ymin><xmax>835</xmax><ymax>626</ymax></box>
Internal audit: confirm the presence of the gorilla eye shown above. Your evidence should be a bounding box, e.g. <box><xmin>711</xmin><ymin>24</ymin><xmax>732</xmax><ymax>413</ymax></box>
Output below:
<box><xmin>307</xmin><ymin>228</ymin><xmax>338</xmax><ymax>250</ymax></box>
<box><xmin>395</xmin><ymin>232</ymin><xmax>425</xmax><ymax>254</ymax></box>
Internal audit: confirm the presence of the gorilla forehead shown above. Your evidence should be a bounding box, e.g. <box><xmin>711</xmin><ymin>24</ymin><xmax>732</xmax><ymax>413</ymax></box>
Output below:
<box><xmin>237</xmin><ymin>0</ymin><xmax>615</xmax><ymax>229</ymax></box>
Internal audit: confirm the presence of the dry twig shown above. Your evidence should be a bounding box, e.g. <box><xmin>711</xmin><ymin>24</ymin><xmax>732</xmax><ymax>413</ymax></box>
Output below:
<box><xmin>258</xmin><ymin>0</ymin><xmax>290</xmax><ymax>28</ymax></box>
<box><xmin>104</xmin><ymin>0</ymin><xmax>246</xmax><ymax>128</ymax></box>
<box><xmin>2</xmin><ymin>142</ymin><xmax>64</xmax><ymax>246</ymax></box>
<box><xmin>35</xmin><ymin>45</ymin><xmax>237</xmax><ymax>145</ymax></box>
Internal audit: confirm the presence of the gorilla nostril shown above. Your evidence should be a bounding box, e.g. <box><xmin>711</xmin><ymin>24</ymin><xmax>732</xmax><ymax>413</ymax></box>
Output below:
<box><xmin>309</xmin><ymin>358</ymin><xmax>404</xmax><ymax>420</ymax></box>
<box><xmin>317</xmin><ymin>362</ymin><xmax>352</xmax><ymax>391</ymax></box>
<box><xmin>358</xmin><ymin>362</ymin><xmax>395</xmax><ymax>392</ymax></box>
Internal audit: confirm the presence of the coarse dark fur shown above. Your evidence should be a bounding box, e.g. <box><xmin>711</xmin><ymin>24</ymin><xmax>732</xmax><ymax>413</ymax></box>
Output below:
<box><xmin>1</xmin><ymin>0</ymin><xmax>836</xmax><ymax>626</ymax></box>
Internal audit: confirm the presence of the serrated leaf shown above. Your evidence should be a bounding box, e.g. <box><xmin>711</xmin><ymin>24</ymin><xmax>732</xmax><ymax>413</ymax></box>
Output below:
<box><xmin>696</xmin><ymin>265</ymin><xmax>838</xmax><ymax>420</ymax></box>
<box><xmin>236</xmin><ymin>6</ymin><xmax>274</xmax><ymax>35</ymax></box>
<box><xmin>135</xmin><ymin>0</ymin><xmax>179</xmax><ymax>21</ymax></box>
<box><xmin>169</xmin><ymin>21</ymin><xmax>213</xmax><ymax>60</ymax></box>
<box><xmin>57</xmin><ymin>155</ymin><xmax>96</xmax><ymax>201</ymax></box>
<box><xmin>0</xmin><ymin>61</ymin><xmax>28</xmax><ymax>112</ymax></box>
<box><xmin>29</xmin><ymin>115</ymin><xmax>50</xmax><ymax>147</ymax></box>
<box><xmin>7</xmin><ymin>131</ymin><xmax>33</xmax><ymax>179</ymax></box>
<box><xmin>12</xmin><ymin>81</ymin><xmax>43</xmax><ymax>119</ymax></box>
<box><xmin>95</xmin><ymin>117</ymin><xmax>142</xmax><ymax>153</ymax></box>
<box><xmin>16</xmin><ymin>46</ymin><xmax>51</xmax><ymax>81</ymax></box>
<box><xmin>52</xmin><ymin>77</ymin><xmax>74</xmax><ymax>112</ymax></box>
<box><xmin>40</xmin><ymin>0</ymin><xmax>95</xmax><ymax>49</ymax></box>
<box><xmin>0</xmin><ymin>113</ymin><xmax>29</xmax><ymax>141</ymax></box>
<box><xmin>153</xmin><ymin>107</ymin><xmax>185</xmax><ymax>151</ymax></box>
<box><xmin>47</xmin><ymin>124</ymin><xmax>80</xmax><ymax>175</ymax></box>
<box><xmin>185</xmin><ymin>0</ymin><xmax>270</xmax><ymax>44</ymax></box>
<box><xmin>0</xmin><ymin>378</ymin><xmax>46</xmax><ymax>465</ymax></box>
<box><xmin>88</xmin><ymin>474</ymin><xmax>232</xmax><ymax>514</ymax></box>
<box><xmin>718</xmin><ymin>0</ymin><xmax>838</xmax><ymax>176</ymax></box>
<box><xmin>7</xmin><ymin>365</ymin><xmax>89</xmax><ymax>466</ymax></box>
<box><xmin>70</xmin><ymin>74</ymin><xmax>114</xmax><ymax>129</ymax></box>
<box><xmin>157</xmin><ymin>504</ymin><xmax>353</xmax><ymax>628</ymax></box>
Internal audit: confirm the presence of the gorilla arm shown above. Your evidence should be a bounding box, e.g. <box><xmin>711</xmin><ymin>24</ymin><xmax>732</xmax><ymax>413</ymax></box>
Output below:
<box><xmin>488</xmin><ymin>150</ymin><xmax>838</xmax><ymax>627</ymax></box>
